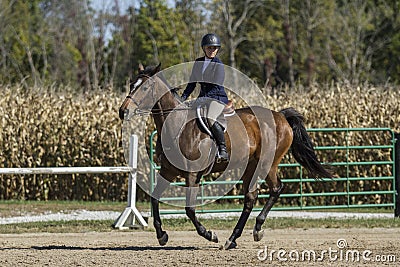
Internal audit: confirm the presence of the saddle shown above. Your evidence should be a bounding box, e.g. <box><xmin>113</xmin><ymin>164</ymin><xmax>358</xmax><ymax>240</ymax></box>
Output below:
<box><xmin>222</xmin><ymin>100</ymin><xmax>235</xmax><ymax>117</ymax></box>
<box><xmin>196</xmin><ymin>100</ymin><xmax>236</xmax><ymax>137</ymax></box>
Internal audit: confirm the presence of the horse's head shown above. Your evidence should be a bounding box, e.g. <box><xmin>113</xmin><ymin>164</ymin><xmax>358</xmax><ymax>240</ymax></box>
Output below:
<box><xmin>119</xmin><ymin>63</ymin><xmax>161</xmax><ymax>120</ymax></box>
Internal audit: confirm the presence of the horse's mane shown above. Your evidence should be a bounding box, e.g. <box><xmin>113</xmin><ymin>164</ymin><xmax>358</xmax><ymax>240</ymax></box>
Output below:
<box><xmin>140</xmin><ymin>64</ymin><xmax>182</xmax><ymax>102</ymax></box>
<box><xmin>140</xmin><ymin>65</ymin><xmax>158</xmax><ymax>76</ymax></box>
<box><xmin>170</xmin><ymin>87</ymin><xmax>182</xmax><ymax>102</ymax></box>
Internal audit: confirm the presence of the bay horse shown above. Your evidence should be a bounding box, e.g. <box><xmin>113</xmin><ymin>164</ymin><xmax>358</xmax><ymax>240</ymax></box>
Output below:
<box><xmin>119</xmin><ymin>64</ymin><xmax>334</xmax><ymax>250</ymax></box>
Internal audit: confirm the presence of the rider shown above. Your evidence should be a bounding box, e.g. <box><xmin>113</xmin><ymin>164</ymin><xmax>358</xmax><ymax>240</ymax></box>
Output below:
<box><xmin>181</xmin><ymin>33</ymin><xmax>229</xmax><ymax>163</ymax></box>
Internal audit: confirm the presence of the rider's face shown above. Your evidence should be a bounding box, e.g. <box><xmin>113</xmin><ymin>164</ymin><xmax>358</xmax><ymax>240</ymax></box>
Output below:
<box><xmin>204</xmin><ymin>46</ymin><xmax>219</xmax><ymax>59</ymax></box>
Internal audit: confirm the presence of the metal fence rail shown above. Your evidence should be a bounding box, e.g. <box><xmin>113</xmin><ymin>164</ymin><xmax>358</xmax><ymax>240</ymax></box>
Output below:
<box><xmin>149</xmin><ymin>128</ymin><xmax>397</xmax><ymax>214</ymax></box>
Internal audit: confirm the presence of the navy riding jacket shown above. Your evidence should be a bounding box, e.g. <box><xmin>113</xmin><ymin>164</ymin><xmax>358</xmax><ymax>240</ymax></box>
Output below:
<box><xmin>181</xmin><ymin>56</ymin><xmax>228</xmax><ymax>104</ymax></box>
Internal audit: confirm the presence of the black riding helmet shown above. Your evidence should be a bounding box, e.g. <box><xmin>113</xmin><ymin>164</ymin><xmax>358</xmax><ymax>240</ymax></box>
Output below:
<box><xmin>201</xmin><ymin>33</ymin><xmax>221</xmax><ymax>48</ymax></box>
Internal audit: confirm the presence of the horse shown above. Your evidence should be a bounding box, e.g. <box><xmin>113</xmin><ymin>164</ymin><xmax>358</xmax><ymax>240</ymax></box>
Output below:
<box><xmin>119</xmin><ymin>63</ymin><xmax>334</xmax><ymax>250</ymax></box>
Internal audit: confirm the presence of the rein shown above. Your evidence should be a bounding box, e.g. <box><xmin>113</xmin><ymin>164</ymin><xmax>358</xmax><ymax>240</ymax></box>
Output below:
<box><xmin>132</xmin><ymin>106</ymin><xmax>192</xmax><ymax>117</ymax></box>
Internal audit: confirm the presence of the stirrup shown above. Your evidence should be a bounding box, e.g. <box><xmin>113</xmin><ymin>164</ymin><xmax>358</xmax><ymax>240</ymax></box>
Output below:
<box><xmin>216</xmin><ymin>150</ymin><xmax>229</xmax><ymax>163</ymax></box>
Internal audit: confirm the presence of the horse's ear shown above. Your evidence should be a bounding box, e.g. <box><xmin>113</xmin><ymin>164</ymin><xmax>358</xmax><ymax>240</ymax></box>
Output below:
<box><xmin>148</xmin><ymin>63</ymin><xmax>161</xmax><ymax>76</ymax></box>
<box><xmin>155</xmin><ymin>63</ymin><xmax>161</xmax><ymax>73</ymax></box>
<box><xmin>138</xmin><ymin>63</ymin><xmax>144</xmax><ymax>73</ymax></box>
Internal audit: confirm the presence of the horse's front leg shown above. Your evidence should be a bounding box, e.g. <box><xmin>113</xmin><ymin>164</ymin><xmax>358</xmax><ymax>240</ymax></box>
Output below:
<box><xmin>151</xmin><ymin>173</ymin><xmax>170</xmax><ymax>246</ymax></box>
<box><xmin>253</xmin><ymin>178</ymin><xmax>285</xmax><ymax>242</ymax></box>
<box><xmin>185</xmin><ymin>185</ymin><xmax>218</xmax><ymax>243</ymax></box>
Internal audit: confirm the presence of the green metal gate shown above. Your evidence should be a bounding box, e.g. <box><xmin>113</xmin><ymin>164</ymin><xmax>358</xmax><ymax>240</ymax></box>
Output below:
<box><xmin>149</xmin><ymin>128</ymin><xmax>396</xmax><ymax>214</ymax></box>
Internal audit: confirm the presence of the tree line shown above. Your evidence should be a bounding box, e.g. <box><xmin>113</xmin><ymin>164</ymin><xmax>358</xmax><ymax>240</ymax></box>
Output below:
<box><xmin>0</xmin><ymin>0</ymin><xmax>399</xmax><ymax>91</ymax></box>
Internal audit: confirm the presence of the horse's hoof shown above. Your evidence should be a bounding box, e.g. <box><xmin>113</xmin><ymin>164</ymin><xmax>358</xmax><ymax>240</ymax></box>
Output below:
<box><xmin>210</xmin><ymin>231</ymin><xmax>219</xmax><ymax>243</ymax></box>
<box><xmin>253</xmin><ymin>228</ymin><xmax>264</xmax><ymax>242</ymax></box>
<box><xmin>220</xmin><ymin>240</ymin><xmax>237</xmax><ymax>250</ymax></box>
<box><xmin>158</xmin><ymin>232</ymin><xmax>169</xmax><ymax>246</ymax></box>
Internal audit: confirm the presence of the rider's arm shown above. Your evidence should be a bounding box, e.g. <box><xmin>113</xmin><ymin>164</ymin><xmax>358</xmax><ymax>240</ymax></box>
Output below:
<box><xmin>181</xmin><ymin>59</ymin><xmax>203</xmax><ymax>100</ymax></box>
<box><xmin>181</xmin><ymin>82</ymin><xmax>196</xmax><ymax>101</ymax></box>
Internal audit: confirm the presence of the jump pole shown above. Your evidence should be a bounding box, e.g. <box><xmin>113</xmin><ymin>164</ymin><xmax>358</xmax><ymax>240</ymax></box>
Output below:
<box><xmin>113</xmin><ymin>134</ymin><xmax>148</xmax><ymax>229</ymax></box>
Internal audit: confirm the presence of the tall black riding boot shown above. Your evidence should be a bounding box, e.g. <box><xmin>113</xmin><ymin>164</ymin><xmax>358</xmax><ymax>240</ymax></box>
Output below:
<box><xmin>210</xmin><ymin>122</ymin><xmax>229</xmax><ymax>163</ymax></box>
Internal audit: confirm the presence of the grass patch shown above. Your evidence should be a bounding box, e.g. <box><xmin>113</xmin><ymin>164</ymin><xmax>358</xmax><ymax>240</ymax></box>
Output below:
<box><xmin>264</xmin><ymin>217</ymin><xmax>400</xmax><ymax>229</ymax></box>
<box><xmin>1</xmin><ymin>200</ymin><xmax>398</xmax><ymax>234</ymax></box>
<box><xmin>0</xmin><ymin>200</ymin><xmax>394</xmax><ymax>218</ymax></box>
<box><xmin>0</xmin><ymin>200</ymin><xmax>128</xmax><ymax>218</ymax></box>
<box><xmin>1</xmin><ymin>217</ymin><xmax>399</xmax><ymax>235</ymax></box>
<box><xmin>0</xmin><ymin>220</ymin><xmax>118</xmax><ymax>234</ymax></box>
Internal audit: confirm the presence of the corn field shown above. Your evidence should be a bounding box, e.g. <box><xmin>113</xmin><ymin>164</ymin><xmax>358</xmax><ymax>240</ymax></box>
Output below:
<box><xmin>0</xmin><ymin>84</ymin><xmax>399</xmax><ymax>202</ymax></box>
<box><xmin>0</xmin><ymin>86</ymin><xmax>128</xmax><ymax>201</ymax></box>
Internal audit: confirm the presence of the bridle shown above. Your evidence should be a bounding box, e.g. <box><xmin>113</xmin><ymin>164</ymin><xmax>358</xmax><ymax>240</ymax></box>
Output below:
<box><xmin>124</xmin><ymin>73</ymin><xmax>151</xmax><ymax>107</ymax></box>
<box><xmin>123</xmin><ymin>73</ymin><xmax>190</xmax><ymax>117</ymax></box>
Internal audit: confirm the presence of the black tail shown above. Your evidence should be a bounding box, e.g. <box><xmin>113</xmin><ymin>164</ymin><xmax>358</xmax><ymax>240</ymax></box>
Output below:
<box><xmin>280</xmin><ymin>107</ymin><xmax>334</xmax><ymax>179</ymax></box>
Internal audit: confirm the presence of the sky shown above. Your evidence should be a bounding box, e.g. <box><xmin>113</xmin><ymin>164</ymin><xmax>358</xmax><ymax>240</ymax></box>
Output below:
<box><xmin>89</xmin><ymin>0</ymin><xmax>135</xmax><ymax>43</ymax></box>
<box><xmin>89</xmin><ymin>0</ymin><xmax>176</xmax><ymax>43</ymax></box>
<box><xmin>90</xmin><ymin>0</ymin><xmax>175</xmax><ymax>14</ymax></box>
<box><xmin>90</xmin><ymin>0</ymin><xmax>136</xmax><ymax>14</ymax></box>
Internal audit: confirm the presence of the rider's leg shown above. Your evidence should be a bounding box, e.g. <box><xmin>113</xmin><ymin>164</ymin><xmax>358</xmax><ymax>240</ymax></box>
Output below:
<box><xmin>210</xmin><ymin>121</ymin><xmax>229</xmax><ymax>162</ymax></box>
<box><xmin>207</xmin><ymin>100</ymin><xmax>229</xmax><ymax>162</ymax></box>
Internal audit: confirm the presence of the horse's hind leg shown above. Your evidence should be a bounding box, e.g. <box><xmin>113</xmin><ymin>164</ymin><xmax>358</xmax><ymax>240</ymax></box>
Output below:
<box><xmin>222</xmin><ymin>189</ymin><xmax>258</xmax><ymax>250</ymax></box>
<box><xmin>253</xmin><ymin>120</ymin><xmax>291</xmax><ymax>242</ymax></box>
<box><xmin>222</xmin><ymin>162</ymin><xmax>258</xmax><ymax>250</ymax></box>
<box><xmin>185</xmin><ymin>175</ymin><xmax>218</xmax><ymax>243</ymax></box>
<box><xmin>253</xmin><ymin>166</ymin><xmax>284</xmax><ymax>242</ymax></box>
<box><xmin>151</xmin><ymin>173</ymin><xmax>170</xmax><ymax>246</ymax></box>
